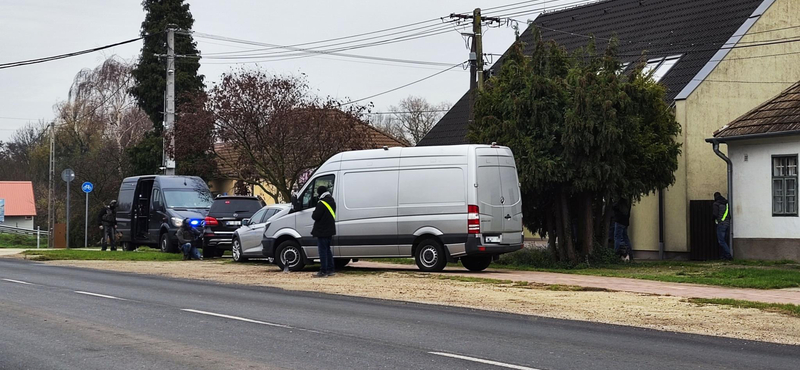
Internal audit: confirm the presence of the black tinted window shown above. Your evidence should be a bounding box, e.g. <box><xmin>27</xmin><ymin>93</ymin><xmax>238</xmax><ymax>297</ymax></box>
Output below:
<box><xmin>210</xmin><ymin>198</ymin><xmax>263</xmax><ymax>217</ymax></box>
<box><xmin>300</xmin><ymin>175</ymin><xmax>335</xmax><ymax>211</ymax></box>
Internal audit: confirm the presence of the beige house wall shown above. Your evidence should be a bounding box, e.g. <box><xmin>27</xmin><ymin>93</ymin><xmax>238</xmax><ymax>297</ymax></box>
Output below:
<box><xmin>630</xmin><ymin>0</ymin><xmax>800</xmax><ymax>254</ymax></box>
<box><xmin>208</xmin><ymin>179</ymin><xmax>280</xmax><ymax>205</ymax></box>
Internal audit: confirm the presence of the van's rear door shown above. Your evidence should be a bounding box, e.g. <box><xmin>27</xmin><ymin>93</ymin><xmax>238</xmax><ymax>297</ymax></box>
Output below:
<box><xmin>476</xmin><ymin>148</ymin><xmax>523</xmax><ymax>245</ymax></box>
<box><xmin>498</xmin><ymin>149</ymin><xmax>523</xmax><ymax>245</ymax></box>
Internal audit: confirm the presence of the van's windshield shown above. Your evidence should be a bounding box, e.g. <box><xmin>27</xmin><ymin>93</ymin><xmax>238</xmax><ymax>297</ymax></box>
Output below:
<box><xmin>163</xmin><ymin>189</ymin><xmax>213</xmax><ymax>209</ymax></box>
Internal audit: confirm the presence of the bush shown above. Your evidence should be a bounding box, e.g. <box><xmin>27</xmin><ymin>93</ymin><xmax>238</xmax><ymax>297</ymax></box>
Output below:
<box><xmin>0</xmin><ymin>233</ymin><xmax>44</xmax><ymax>247</ymax></box>
<box><xmin>495</xmin><ymin>247</ymin><xmax>564</xmax><ymax>269</ymax></box>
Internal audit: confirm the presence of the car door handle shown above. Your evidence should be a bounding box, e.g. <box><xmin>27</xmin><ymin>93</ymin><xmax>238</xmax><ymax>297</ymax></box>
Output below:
<box><xmin>504</xmin><ymin>214</ymin><xmax>512</xmax><ymax>220</ymax></box>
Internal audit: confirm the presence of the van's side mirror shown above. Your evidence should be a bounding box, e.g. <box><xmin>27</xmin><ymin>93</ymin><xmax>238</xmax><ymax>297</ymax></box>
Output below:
<box><xmin>242</xmin><ymin>218</ymin><xmax>250</xmax><ymax>226</ymax></box>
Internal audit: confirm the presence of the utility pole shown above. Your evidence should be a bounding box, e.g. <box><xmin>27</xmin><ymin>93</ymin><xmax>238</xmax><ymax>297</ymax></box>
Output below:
<box><xmin>449</xmin><ymin>9</ymin><xmax>501</xmax><ymax>123</ymax></box>
<box><xmin>48</xmin><ymin>120</ymin><xmax>55</xmax><ymax>248</ymax></box>
<box><xmin>164</xmin><ymin>24</ymin><xmax>176</xmax><ymax>175</ymax></box>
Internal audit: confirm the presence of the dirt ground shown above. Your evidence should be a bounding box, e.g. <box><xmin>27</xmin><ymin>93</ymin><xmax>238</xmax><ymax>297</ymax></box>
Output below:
<box><xmin>32</xmin><ymin>258</ymin><xmax>800</xmax><ymax>346</ymax></box>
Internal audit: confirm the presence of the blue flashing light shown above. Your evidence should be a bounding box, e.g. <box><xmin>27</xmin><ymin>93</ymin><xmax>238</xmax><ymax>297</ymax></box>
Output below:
<box><xmin>189</xmin><ymin>219</ymin><xmax>202</xmax><ymax>227</ymax></box>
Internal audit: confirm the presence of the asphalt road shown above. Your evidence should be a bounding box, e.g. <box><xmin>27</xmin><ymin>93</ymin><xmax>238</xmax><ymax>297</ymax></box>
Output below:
<box><xmin>0</xmin><ymin>258</ymin><xmax>797</xmax><ymax>370</ymax></box>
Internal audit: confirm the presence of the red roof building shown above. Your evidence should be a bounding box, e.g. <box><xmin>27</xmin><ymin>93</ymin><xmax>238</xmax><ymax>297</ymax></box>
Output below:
<box><xmin>0</xmin><ymin>181</ymin><xmax>37</xmax><ymax>216</ymax></box>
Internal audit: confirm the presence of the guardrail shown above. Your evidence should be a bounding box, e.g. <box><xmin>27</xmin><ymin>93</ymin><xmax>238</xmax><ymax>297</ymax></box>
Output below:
<box><xmin>0</xmin><ymin>224</ymin><xmax>49</xmax><ymax>248</ymax></box>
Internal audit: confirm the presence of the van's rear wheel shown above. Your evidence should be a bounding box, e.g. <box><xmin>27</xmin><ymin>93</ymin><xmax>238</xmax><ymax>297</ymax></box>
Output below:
<box><xmin>415</xmin><ymin>239</ymin><xmax>447</xmax><ymax>272</ymax></box>
<box><xmin>275</xmin><ymin>240</ymin><xmax>305</xmax><ymax>271</ymax></box>
<box><xmin>160</xmin><ymin>233</ymin><xmax>177</xmax><ymax>253</ymax></box>
<box><xmin>461</xmin><ymin>255</ymin><xmax>492</xmax><ymax>272</ymax></box>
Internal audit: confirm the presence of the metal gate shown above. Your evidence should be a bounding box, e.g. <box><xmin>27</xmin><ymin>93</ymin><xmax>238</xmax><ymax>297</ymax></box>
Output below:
<box><xmin>689</xmin><ymin>200</ymin><xmax>720</xmax><ymax>260</ymax></box>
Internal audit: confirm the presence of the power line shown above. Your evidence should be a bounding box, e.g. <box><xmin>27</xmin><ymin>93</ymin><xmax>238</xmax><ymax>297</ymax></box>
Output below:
<box><xmin>341</xmin><ymin>62</ymin><xmax>466</xmax><ymax>106</ymax></box>
<box><xmin>370</xmin><ymin>109</ymin><xmax>450</xmax><ymax>114</ymax></box>
<box><xmin>0</xmin><ymin>37</ymin><xmax>143</xmax><ymax>70</ymax></box>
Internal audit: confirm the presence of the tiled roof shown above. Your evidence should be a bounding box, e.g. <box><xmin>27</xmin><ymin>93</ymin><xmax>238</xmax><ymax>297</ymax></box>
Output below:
<box><xmin>418</xmin><ymin>0</ymin><xmax>765</xmax><ymax>146</ymax></box>
<box><xmin>0</xmin><ymin>181</ymin><xmax>37</xmax><ymax>216</ymax></box>
<box><xmin>714</xmin><ymin>82</ymin><xmax>800</xmax><ymax>139</ymax></box>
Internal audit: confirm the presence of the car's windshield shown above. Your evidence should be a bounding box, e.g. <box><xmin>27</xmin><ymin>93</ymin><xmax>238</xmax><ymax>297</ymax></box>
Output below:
<box><xmin>163</xmin><ymin>190</ymin><xmax>213</xmax><ymax>209</ymax></box>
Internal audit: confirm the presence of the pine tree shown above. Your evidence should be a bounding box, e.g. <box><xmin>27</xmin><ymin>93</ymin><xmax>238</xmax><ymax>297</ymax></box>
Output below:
<box><xmin>129</xmin><ymin>0</ymin><xmax>205</xmax><ymax>175</ymax></box>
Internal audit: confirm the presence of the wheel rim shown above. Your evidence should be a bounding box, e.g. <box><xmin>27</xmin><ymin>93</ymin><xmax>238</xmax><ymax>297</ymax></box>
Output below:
<box><xmin>281</xmin><ymin>247</ymin><xmax>299</xmax><ymax>267</ymax></box>
<box><xmin>161</xmin><ymin>237</ymin><xmax>167</xmax><ymax>252</ymax></box>
<box><xmin>420</xmin><ymin>245</ymin><xmax>439</xmax><ymax>268</ymax></box>
<box><xmin>232</xmin><ymin>240</ymin><xmax>241</xmax><ymax>261</ymax></box>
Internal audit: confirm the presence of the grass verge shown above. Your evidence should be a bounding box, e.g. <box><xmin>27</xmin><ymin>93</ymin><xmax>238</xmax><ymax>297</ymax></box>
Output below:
<box><xmin>23</xmin><ymin>249</ymin><xmax>184</xmax><ymax>261</ymax></box>
<box><xmin>687</xmin><ymin>298</ymin><xmax>800</xmax><ymax>318</ymax></box>
<box><xmin>0</xmin><ymin>233</ymin><xmax>47</xmax><ymax>248</ymax></box>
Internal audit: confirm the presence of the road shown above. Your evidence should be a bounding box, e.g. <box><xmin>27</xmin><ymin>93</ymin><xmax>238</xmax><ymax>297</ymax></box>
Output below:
<box><xmin>0</xmin><ymin>258</ymin><xmax>796</xmax><ymax>370</ymax></box>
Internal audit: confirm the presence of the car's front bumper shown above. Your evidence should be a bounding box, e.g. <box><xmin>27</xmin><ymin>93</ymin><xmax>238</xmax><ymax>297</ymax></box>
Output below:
<box><xmin>261</xmin><ymin>237</ymin><xmax>276</xmax><ymax>258</ymax></box>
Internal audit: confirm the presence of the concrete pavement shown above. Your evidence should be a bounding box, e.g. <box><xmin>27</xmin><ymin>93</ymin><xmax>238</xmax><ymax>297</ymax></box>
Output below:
<box><xmin>351</xmin><ymin>261</ymin><xmax>800</xmax><ymax>305</ymax></box>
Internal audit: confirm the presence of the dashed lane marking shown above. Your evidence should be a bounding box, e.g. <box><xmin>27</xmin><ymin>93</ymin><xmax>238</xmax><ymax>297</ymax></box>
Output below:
<box><xmin>429</xmin><ymin>352</ymin><xmax>542</xmax><ymax>370</ymax></box>
<box><xmin>2</xmin><ymin>278</ymin><xmax>33</xmax><ymax>285</ymax></box>
<box><xmin>181</xmin><ymin>309</ymin><xmax>293</xmax><ymax>329</ymax></box>
<box><xmin>74</xmin><ymin>291</ymin><xmax>127</xmax><ymax>300</ymax></box>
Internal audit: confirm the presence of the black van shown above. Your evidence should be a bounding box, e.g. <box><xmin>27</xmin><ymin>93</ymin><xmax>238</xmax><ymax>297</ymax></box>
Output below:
<box><xmin>116</xmin><ymin>175</ymin><xmax>213</xmax><ymax>252</ymax></box>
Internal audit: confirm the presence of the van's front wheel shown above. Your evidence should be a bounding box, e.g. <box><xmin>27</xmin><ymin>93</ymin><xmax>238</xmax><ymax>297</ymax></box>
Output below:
<box><xmin>415</xmin><ymin>239</ymin><xmax>447</xmax><ymax>272</ymax></box>
<box><xmin>460</xmin><ymin>255</ymin><xmax>492</xmax><ymax>272</ymax></box>
<box><xmin>275</xmin><ymin>240</ymin><xmax>305</xmax><ymax>271</ymax></box>
<box><xmin>160</xmin><ymin>233</ymin><xmax>177</xmax><ymax>253</ymax></box>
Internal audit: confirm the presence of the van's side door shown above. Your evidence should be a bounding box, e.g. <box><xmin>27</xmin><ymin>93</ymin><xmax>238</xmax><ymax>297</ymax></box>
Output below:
<box><xmin>150</xmin><ymin>187</ymin><xmax>166</xmax><ymax>242</ymax></box>
<box><xmin>336</xmin><ymin>169</ymin><xmax>400</xmax><ymax>257</ymax></box>
<box><xmin>116</xmin><ymin>180</ymin><xmax>137</xmax><ymax>242</ymax></box>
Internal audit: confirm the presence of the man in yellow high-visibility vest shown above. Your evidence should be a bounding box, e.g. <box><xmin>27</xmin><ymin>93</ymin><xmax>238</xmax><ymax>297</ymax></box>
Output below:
<box><xmin>312</xmin><ymin>186</ymin><xmax>337</xmax><ymax>277</ymax></box>
<box><xmin>713</xmin><ymin>192</ymin><xmax>733</xmax><ymax>260</ymax></box>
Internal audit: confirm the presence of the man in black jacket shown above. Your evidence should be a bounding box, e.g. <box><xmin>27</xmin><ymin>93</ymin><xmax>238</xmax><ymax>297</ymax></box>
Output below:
<box><xmin>97</xmin><ymin>200</ymin><xmax>117</xmax><ymax>251</ymax></box>
<box><xmin>311</xmin><ymin>186</ymin><xmax>336</xmax><ymax>277</ymax></box>
<box><xmin>713</xmin><ymin>192</ymin><xmax>733</xmax><ymax>260</ymax></box>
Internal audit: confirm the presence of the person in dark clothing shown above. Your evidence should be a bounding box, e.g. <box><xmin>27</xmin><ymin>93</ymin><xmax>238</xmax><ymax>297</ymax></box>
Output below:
<box><xmin>613</xmin><ymin>198</ymin><xmax>632</xmax><ymax>261</ymax></box>
<box><xmin>97</xmin><ymin>200</ymin><xmax>118</xmax><ymax>251</ymax></box>
<box><xmin>712</xmin><ymin>192</ymin><xmax>733</xmax><ymax>260</ymax></box>
<box><xmin>176</xmin><ymin>218</ymin><xmax>203</xmax><ymax>260</ymax></box>
<box><xmin>311</xmin><ymin>186</ymin><xmax>336</xmax><ymax>277</ymax></box>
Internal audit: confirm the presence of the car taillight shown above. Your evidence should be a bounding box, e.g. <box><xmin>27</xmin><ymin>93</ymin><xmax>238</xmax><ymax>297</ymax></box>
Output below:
<box><xmin>468</xmin><ymin>205</ymin><xmax>480</xmax><ymax>234</ymax></box>
<box><xmin>204</xmin><ymin>217</ymin><xmax>219</xmax><ymax>226</ymax></box>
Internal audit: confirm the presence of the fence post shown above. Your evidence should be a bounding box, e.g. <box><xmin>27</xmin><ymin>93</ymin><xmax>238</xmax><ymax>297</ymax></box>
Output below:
<box><xmin>37</xmin><ymin>226</ymin><xmax>40</xmax><ymax>249</ymax></box>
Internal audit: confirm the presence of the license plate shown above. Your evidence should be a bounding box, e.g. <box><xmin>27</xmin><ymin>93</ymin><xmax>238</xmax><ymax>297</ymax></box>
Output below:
<box><xmin>226</xmin><ymin>221</ymin><xmax>241</xmax><ymax>226</ymax></box>
<box><xmin>485</xmin><ymin>236</ymin><xmax>501</xmax><ymax>243</ymax></box>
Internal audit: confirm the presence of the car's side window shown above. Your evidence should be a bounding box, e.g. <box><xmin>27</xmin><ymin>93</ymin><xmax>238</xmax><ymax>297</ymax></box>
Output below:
<box><xmin>300</xmin><ymin>175</ymin><xmax>335</xmax><ymax>211</ymax></box>
<box><xmin>250</xmin><ymin>209</ymin><xmax>266</xmax><ymax>225</ymax></box>
<box><xmin>262</xmin><ymin>208</ymin><xmax>277</xmax><ymax>222</ymax></box>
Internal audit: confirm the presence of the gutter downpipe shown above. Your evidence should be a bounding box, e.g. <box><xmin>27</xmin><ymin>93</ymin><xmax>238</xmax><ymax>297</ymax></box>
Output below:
<box><xmin>658</xmin><ymin>189</ymin><xmax>664</xmax><ymax>259</ymax></box>
<box><xmin>711</xmin><ymin>140</ymin><xmax>734</xmax><ymax>258</ymax></box>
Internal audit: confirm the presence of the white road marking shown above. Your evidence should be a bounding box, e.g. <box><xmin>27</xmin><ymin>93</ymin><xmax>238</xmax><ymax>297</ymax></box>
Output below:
<box><xmin>2</xmin><ymin>278</ymin><xmax>33</xmax><ymax>285</ymax></box>
<box><xmin>74</xmin><ymin>291</ymin><xmax>127</xmax><ymax>301</ymax></box>
<box><xmin>181</xmin><ymin>309</ymin><xmax>293</xmax><ymax>329</ymax></box>
<box><xmin>429</xmin><ymin>352</ymin><xmax>542</xmax><ymax>370</ymax></box>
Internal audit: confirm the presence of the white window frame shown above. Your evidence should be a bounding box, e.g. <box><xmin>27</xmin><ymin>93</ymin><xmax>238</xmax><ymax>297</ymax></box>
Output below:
<box><xmin>772</xmin><ymin>154</ymin><xmax>798</xmax><ymax>217</ymax></box>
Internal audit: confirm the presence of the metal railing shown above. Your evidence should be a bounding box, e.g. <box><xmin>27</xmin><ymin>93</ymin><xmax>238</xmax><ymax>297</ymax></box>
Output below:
<box><xmin>0</xmin><ymin>224</ymin><xmax>50</xmax><ymax>248</ymax></box>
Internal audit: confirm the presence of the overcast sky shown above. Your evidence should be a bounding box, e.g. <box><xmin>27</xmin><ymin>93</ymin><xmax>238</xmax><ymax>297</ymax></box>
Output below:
<box><xmin>0</xmin><ymin>0</ymin><xmax>580</xmax><ymax>141</ymax></box>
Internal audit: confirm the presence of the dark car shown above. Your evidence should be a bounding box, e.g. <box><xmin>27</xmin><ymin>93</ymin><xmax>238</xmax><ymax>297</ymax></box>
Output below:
<box><xmin>116</xmin><ymin>176</ymin><xmax>213</xmax><ymax>253</ymax></box>
<box><xmin>203</xmin><ymin>195</ymin><xmax>264</xmax><ymax>257</ymax></box>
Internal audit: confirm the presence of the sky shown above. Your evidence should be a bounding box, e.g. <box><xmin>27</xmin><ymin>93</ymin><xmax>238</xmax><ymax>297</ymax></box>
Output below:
<box><xmin>0</xmin><ymin>0</ymin><xmax>582</xmax><ymax>141</ymax></box>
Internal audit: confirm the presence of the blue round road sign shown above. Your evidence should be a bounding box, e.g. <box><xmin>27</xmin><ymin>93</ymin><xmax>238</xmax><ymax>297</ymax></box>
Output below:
<box><xmin>81</xmin><ymin>182</ymin><xmax>94</xmax><ymax>193</ymax></box>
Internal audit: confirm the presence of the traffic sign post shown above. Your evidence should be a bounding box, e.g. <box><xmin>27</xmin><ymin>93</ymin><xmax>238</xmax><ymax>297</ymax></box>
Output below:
<box><xmin>61</xmin><ymin>169</ymin><xmax>75</xmax><ymax>248</ymax></box>
<box><xmin>0</xmin><ymin>199</ymin><xmax>5</xmax><ymax>224</ymax></box>
<box><xmin>82</xmin><ymin>182</ymin><xmax>93</xmax><ymax>249</ymax></box>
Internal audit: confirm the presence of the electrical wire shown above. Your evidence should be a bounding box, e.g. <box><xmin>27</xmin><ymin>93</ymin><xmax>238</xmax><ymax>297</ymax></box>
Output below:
<box><xmin>341</xmin><ymin>62</ymin><xmax>466</xmax><ymax>106</ymax></box>
<box><xmin>0</xmin><ymin>37</ymin><xmax>144</xmax><ymax>70</ymax></box>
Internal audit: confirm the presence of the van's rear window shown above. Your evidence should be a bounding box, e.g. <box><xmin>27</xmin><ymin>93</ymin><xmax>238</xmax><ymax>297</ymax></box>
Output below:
<box><xmin>209</xmin><ymin>199</ymin><xmax>263</xmax><ymax>216</ymax></box>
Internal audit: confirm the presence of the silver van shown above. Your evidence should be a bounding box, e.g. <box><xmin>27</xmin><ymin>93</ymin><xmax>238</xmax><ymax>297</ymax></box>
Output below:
<box><xmin>261</xmin><ymin>144</ymin><xmax>523</xmax><ymax>272</ymax></box>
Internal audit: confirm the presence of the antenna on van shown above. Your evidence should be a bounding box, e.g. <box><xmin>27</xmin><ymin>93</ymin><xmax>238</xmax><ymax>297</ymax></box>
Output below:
<box><xmin>383</xmin><ymin>146</ymin><xmax>389</xmax><ymax>151</ymax></box>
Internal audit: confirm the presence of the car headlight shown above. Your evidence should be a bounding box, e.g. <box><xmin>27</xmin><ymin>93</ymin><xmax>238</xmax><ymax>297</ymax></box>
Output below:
<box><xmin>171</xmin><ymin>217</ymin><xmax>183</xmax><ymax>227</ymax></box>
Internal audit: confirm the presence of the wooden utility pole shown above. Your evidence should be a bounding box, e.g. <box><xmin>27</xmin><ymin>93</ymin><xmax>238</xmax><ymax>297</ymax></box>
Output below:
<box><xmin>164</xmin><ymin>24</ymin><xmax>176</xmax><ymax>175</ymax></box>
<box><xmin>473</xmin><ymin>9</ymin><xmax>484</xmax><ymax>89</ymax></box>
<box><xmin>449</xmin><ymin>9</ymin><xmax>501</xmax><ymax>122</ymax></box>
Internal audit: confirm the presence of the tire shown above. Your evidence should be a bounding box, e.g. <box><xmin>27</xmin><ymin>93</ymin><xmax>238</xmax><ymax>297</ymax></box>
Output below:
<box><xmin>415</xmin><ymin>239</ymin><xmax>447</xmax><ymax>272</ymax></box>
<box><xmin>160</xmin><ymin>233</ymin><xmax>177</xmax><ymax>253</ymax></box>
<box><xmin>275</xmin><ymin>240</ymin><xmax>305</xmax><ymax>271</ymax></box>
<box><xmin>333</xmin><ymin>258</ymin><xmax>350</xmax><ymax>270</ymax></box>
<box><xmin>203</xmin><ymin>243</ymin><xmax>216</xmax><ymax>259</ymax></box>
<box><xmin>232</xmin><ymin>238</ymin><xmax>248</xmax><ymax>262</ymax></box>
<box><xmin>215</xmin><ymin>248</ymin><xmax>226</xmax><ymax>258</ymax></box>
<box><xmin>460</xmin><ymin>255</ymin><xmax>492</xmax><ymax>272</ymax></box>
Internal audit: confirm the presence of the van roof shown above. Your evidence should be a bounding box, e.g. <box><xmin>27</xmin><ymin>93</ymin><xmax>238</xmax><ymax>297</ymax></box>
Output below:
<box><xmin>331</xmin><ymin>144</ymin><xmax>511</xmax><ymax>162</ymax></box>
<box><xmin>121</xmin><ymin>175</ymin><xmax>207</xmax><ymax>188</ymax></box>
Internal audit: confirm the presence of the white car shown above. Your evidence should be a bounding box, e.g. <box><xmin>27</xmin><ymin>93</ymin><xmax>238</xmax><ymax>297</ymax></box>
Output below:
<box><xmin>231</xmin><ymin>204</ymin><xmax>291</xmax><ymax>262</ymax></box>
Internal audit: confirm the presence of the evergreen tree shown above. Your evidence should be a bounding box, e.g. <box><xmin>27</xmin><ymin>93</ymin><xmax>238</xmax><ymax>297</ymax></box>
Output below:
<box><xmin>129</xmin><ymin>0</ymin><xmax>205</xmax><ymax>175</ymax></box>
<box><xmin>468</xmin><ymin>29</ymin><xmax>681</xmax><ymax>264</ymax></box>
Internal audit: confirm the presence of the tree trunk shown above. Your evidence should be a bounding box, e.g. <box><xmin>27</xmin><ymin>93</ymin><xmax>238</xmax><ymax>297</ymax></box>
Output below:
<box><xmin>581</xmin><ymin>192</ymin><xmax>594</xmax><ymax>257</ymax></box>
<box><xmin>554</xmin><ymin>204</ymin><xmax>567</xmax><ymax>262</ymax></box>
<box><xmin>599</xmin><ymin>194</ymin><xmax>613</xmax><ymax>250</ymax></box>
<box><xmin>560</xmin><ymin>190</ymin><xmax>577</xmax><ymax>264</ymax></box>
<box><xmin>546</xmin><ymin>212</ymin><xmax>559</xmax><ymax>260</ymax></box>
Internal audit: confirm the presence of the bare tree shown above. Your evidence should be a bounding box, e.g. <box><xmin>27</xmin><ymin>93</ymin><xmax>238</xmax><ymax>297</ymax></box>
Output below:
<box><xmin>369</xmin><ymin>113</ymin><xmax>406</xmax><ymax>144</ymax></box>
<box><xmin>199</xmin><ymin>68</ymin><xmax>375</xmax><ymax>202</ymax></box>
<box><xmin>387</xmin><ymin>96</ymin><xmax>451</xmax><ymax>145</ymax></box>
